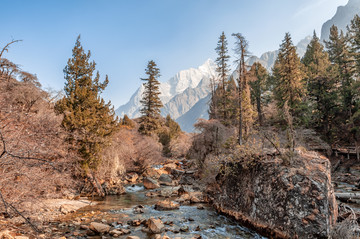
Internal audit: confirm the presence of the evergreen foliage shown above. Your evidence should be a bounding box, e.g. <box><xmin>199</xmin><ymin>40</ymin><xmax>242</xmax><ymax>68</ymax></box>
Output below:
<box><xmin>249</xmin><ymin>62</ymin><xmax>269</xmax><ymax>125</ymax></box>
<box><xmin>139</xmin><ymin>60</ymin><xmax>163</xmax><ymax>135</ymax></box>
<box><xmin>214</xmin><ymin>32</ymin><xmax>231</xmax><ymax>125</ymax></box>
<box><xmin>158</xmin><ymin>115</ymin><xmax>181</xmax><ymax>155</ymax></box>
<box><xmin>272</xmin><ymin>33</ymin><xmax>305</xmax><ymax>117</ymax></box>
<box><xmin>55</xmin><ymin>36</ymin><xmax>119</xmax><ymax>171</ymax></box>
<box><xmin>325</xmin><ymin>25</ymin><xmax>355</xmax><ymax>119</ymax></box>
<box><xmin>302</xmin><ymin>32</ymin><xmax>338</xmax><ymax>138</ymax></box>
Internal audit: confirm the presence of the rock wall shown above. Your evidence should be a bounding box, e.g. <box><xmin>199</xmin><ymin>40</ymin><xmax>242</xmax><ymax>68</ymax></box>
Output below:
<box><xmin>210</xmin><ymin>152</ymin><xmax>337</xmax><ymax>238</ymax></box>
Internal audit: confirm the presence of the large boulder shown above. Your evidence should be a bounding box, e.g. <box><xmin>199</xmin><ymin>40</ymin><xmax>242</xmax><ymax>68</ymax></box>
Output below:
<box><xmin>89</xmin><ymin>222</ymin><xmax>111</xmax><ymax>234</ymax></box>
<box><xmin>210</xmin><ymin>151</ymin><xmax>337</xmax><ymax>239</ymax></box>
<box><xmin>147</xmin><ymin>218</ymin><xmax>164</xmax><ymax>234</ymax></box>
<box><xmin>159</xmin><ymin>174</ymin><xmax>173</xmax><ymax>186</ymax></box>
<box><xmin>143</xmin><ymin>177</ymin><xmax>160</xmax><ymax>189</ymax></box>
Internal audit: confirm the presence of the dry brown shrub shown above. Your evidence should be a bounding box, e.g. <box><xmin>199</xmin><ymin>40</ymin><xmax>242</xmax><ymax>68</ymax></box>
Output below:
<box><xmin>169</xmin><ymin>132</ymin><xmax>192</xmax><ymax>158</ymax></box>
<box><xmin>98</xmin><ymin>126</ymin><xmax>164</xmax><ymax>176</ymax></box>
<box><xmin>0</xmin><ymin>77</ymin><xmax>77</xmax><ymax>220</ymax></box>
<box><xmin>189</xmin><ymin>119</ymin><xmax>235</xmax><ymax>168</ymax></box>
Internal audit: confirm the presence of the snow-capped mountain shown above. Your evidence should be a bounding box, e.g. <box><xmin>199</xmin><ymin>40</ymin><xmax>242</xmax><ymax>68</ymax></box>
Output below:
<box><xmin>115</xmin><ymin>59</ymin><xmax>216</xmax><ymax>120</ymax></box>
<box><xmin>321</xmin><ymin>0</ymin><xmax>360</xmax><ymax>41</ymax></box>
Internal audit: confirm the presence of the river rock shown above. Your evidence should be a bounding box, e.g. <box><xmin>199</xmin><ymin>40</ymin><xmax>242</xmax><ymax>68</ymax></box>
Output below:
<box><xmin>154</xmin><ymin>234</ymin><xmax>171</xmax><ymax>239</ymax></box>
<box><xmin>147</xmin><ymin>218</ymin><xmax>164</xmax><ymax>234</ymax></box>
<box><xmin>179</xmin><ymin>172</ymin><xmax>196</xmax><ymax>185</ymax></box>
<box><xmin>59</xmin><ymin>204</ymin><xmax>77</xmax><ymax>214</ymax></box>
<box><xmin>126</xmin><ymin>236</ymin><xmax>140</xmax><ymax>239</ymax></box>
<box><xmin>143</xmin><ymin>167</ymin><xmax>161</xmax><ymax>179</ymax></box>
<box><xmin>89</xmin><ymin>222</ymin><xmax>111</xmax><ymax>233</ymax></box>
<box><xmin>143</xmin><ymin>177</ymin><xmax>160</xmax><ymax>189</ymax></box>
<box><xmin>189</xmin><ymin>191</ymin><xmax>207</xmax><ymax>203</ymax></box>
<box><xmin>159</xmin><ymin>174</ymin><xmax>173</xmax><ymax>185</ymax></box>
<box><xmin>155</xmin><ymin>200</ymin><xmax>180</xmax><ymax>210</ymax></box>
<box><xmin>133</xmin><ymin>205</ymin><xmax>145</xmax><ymax>214</ymax></box>
<box><xmin>210</xmin><ymin>151</ymin><xmax>337</xmax><ymax>238</ymax></box>
<box><xmin>109</xmin><ymin>229</ymin><xmax>123</xmax><ymax>236</ymax></box>
<box><xmin>170</xmin><ymin>168</ymin><xmax>184</xmax><ymax>178</ymax></box>
<box><xmin>126</xmin><ymin>172</ymin><xmax>139</xmax><ymax>183</ymax></box>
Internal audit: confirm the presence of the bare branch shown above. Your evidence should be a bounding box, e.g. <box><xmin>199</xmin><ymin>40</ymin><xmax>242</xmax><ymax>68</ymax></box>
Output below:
<box><xmin>0</xmin><ymin>40</ymin><xmax>22</xmax><ymax>59</ymax></box>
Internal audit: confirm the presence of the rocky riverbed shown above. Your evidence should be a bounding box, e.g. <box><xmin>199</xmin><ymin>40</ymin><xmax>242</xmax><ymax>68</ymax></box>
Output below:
<box><xmin>0</xmin><ymin>158</ymin><xmax>265</xmax><ymax>239</ymax></box>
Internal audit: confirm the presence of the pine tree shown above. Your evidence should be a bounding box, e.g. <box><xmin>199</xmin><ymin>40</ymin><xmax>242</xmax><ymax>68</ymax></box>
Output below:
<box><xmin>348</xmin><ymin>15</ymin><xmax>360</xmax><ymax>75</ymax></box>
<box><xmin>347</xmin><ymin>15</ymin><xmax>360</xmax><ymax>114</ymax></box>
<box><xmin>249</xmin><ymin>62</ymin><xmax>269</xmax><ymax>125</ymax></box>
<box><xmin>55</xmin><ymin>36</ymin><xmax>119</xmax><ymax>171</ymax></box>
<box><xmin>139</xmin><ymin>60</ymin><xmax>163</xmax><ymax>135</ymax></box>
<box><xmin>325</xmin><ymin>25</ymin><xmax>354</xmax><ymax>119</ymax></box>
<box><xmin>214</xmin><ymin>32</ymin><xmax>231</xmax><ymax>125</ymax></box>
<box><xmin>232</xmin><ymin>33</ymin><xmax>256</xmax><ymax>144</ymax></box>
<box><xmin>302</xmin><ymin>32</ymin><xmax>338</xmax><ymax>138</ymax></box>
<box><xmin>272</xmin><ymin>33</ymin><xmax>304</xmax><ymax>116</ymax></box>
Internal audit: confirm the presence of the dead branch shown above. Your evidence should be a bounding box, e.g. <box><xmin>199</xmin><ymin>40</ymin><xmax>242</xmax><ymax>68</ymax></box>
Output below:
<box><xmin>0</xmin><ymin>40</ymin><xmax>22</xmax><ymax>59</ymax></box>
<box><xmin>263</xmin><ymin>131</ymin><xmax>282</xmax><ymax>156</ymax></box>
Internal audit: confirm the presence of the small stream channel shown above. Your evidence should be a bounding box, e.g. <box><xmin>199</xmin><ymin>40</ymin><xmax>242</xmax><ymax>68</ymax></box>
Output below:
<box><xmin>65</xmin><ymin>184</ymin><xmax>266</xmax><ymax>239</ymax></box>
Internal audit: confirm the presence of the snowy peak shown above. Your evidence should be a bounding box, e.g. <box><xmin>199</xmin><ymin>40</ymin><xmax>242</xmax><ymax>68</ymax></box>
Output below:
<box><xmin>161</xmin><ymin>59</ymin><xmax>216</xmax><ymax>103</ymax></box>
<box><xmin>115</xmin><ymin>59</ymin><xmax>216</xmax><ymax>120</ymax></box>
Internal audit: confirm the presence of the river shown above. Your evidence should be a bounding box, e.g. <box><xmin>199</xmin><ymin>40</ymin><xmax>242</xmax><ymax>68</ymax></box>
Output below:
<box><xmin>62</xmin><ymin>184</ymin><xmax>266</xmax><ymax>239</ymax></box>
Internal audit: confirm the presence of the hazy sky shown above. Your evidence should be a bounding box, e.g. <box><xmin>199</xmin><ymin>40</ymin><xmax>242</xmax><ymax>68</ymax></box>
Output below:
<box><xmin>0</xmin><ymin>0</ymin><xmax>348</xmax><ymax>108</ymax></box>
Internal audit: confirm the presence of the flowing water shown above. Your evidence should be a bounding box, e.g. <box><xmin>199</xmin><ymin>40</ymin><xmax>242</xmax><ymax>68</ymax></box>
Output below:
<box><xmin>69</xmin><ymin>185</ymin><xmax>266</xmax><ymax>239</ymax></box>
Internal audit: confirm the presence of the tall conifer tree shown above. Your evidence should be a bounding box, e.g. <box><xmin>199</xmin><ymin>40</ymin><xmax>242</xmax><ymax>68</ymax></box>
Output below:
<box><xmin>273</xmin><ymin>33</ymin><xmax>304</xmax><ymax>115</ymax></box>
<box><xmin>55</xmin><ymin>36</ymin><xmax>119</xmax><ymax>171</ymax></box>
<box><xmin>233</xmin><ymin>33</ymin><xmax>255</xmax><ymax>144</ymax></box>
<box><xmin>249</xmin><ymin>62</ymin><xmax>269</xmax><ymax>125</ymax></box>
<box><xmin>214</xmin><ymin>32</ymin><xmax>231</xmax><ymax>125</ymax></box>
<box><xmin>325</xmin><ymin>25</ymin><xmax>354</xmax><ymax>118</ymax></box>
<box><xmin>302</xmin><ymin>32</ymin><xmax>338</xmax><ymax>138</ymax></box>
<box><xmin>139</xmin><ymin>60</ymin><xmax>163</xmax><ymax>135</ymax></box>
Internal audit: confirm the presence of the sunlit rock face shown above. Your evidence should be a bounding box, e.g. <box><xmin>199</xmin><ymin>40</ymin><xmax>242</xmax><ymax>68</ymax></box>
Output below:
<box><xmin>321</xmin><ymin>0</ymin><xmax>360</xmax><ymax>41</ymax></box>
<box><xmin>209</xmin><ymin>152</ymin><xmax>337</xmax><ymax>239</ymax></box>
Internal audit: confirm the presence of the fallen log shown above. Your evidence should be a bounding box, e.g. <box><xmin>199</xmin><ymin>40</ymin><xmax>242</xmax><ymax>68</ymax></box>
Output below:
<box><xmin>332</xmin><ymin>159</ymin><xmax>341</xmax><ymax>173</ymax></box>
<box><xmin>336</xmin><ymin>192</ymin><xmax>360</xmax><ymax>200</ymax></box>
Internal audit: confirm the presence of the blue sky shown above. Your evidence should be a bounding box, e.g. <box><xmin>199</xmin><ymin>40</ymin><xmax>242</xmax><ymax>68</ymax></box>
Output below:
<box><xmin>0</xmin><ymin>0</ymin><xmax>348</xmax><ymax>108</ymax></box>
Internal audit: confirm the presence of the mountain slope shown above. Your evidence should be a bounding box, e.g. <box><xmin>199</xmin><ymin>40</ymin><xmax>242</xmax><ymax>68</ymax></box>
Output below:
<box><xmin>176</xmin><ymin>94</ymin><xmax>211</xmax><ymax>133</ymax></box>
<box><xmin>321</xmin><ymin>0</ymin><xmax>360</xmax><ymax>41</ymax></box>
<box><xmin>161</xmin><ymin>77</ymin><xmax>211</xmax><ymax>119</ymax></box>
<box><xmin>115</xmin><ymin>59</ymin><xmax>216</xmax><ymax>119</ymax></box>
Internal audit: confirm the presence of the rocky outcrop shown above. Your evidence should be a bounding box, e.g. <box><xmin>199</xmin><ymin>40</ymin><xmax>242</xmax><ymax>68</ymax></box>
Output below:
<box><xmin>209</xmin><ymin>151</ymin><xmax>337</xmax><ymax>238</ymax></box>
<box><xmin>321</xmin><ymin>0</ymin><xmax>360</xmax><ymax>41</ymax></box>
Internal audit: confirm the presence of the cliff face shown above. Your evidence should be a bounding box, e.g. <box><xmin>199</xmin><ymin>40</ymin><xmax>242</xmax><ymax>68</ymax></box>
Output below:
<box><xmin>321</xmin><ymin>0</ymin><xmax>360</xmax><ymax>41</ymax></box>
<box><xmin>210</xmin><ymin>152</ymin><xmax>337</xmax><ymax>238</ymax></box>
